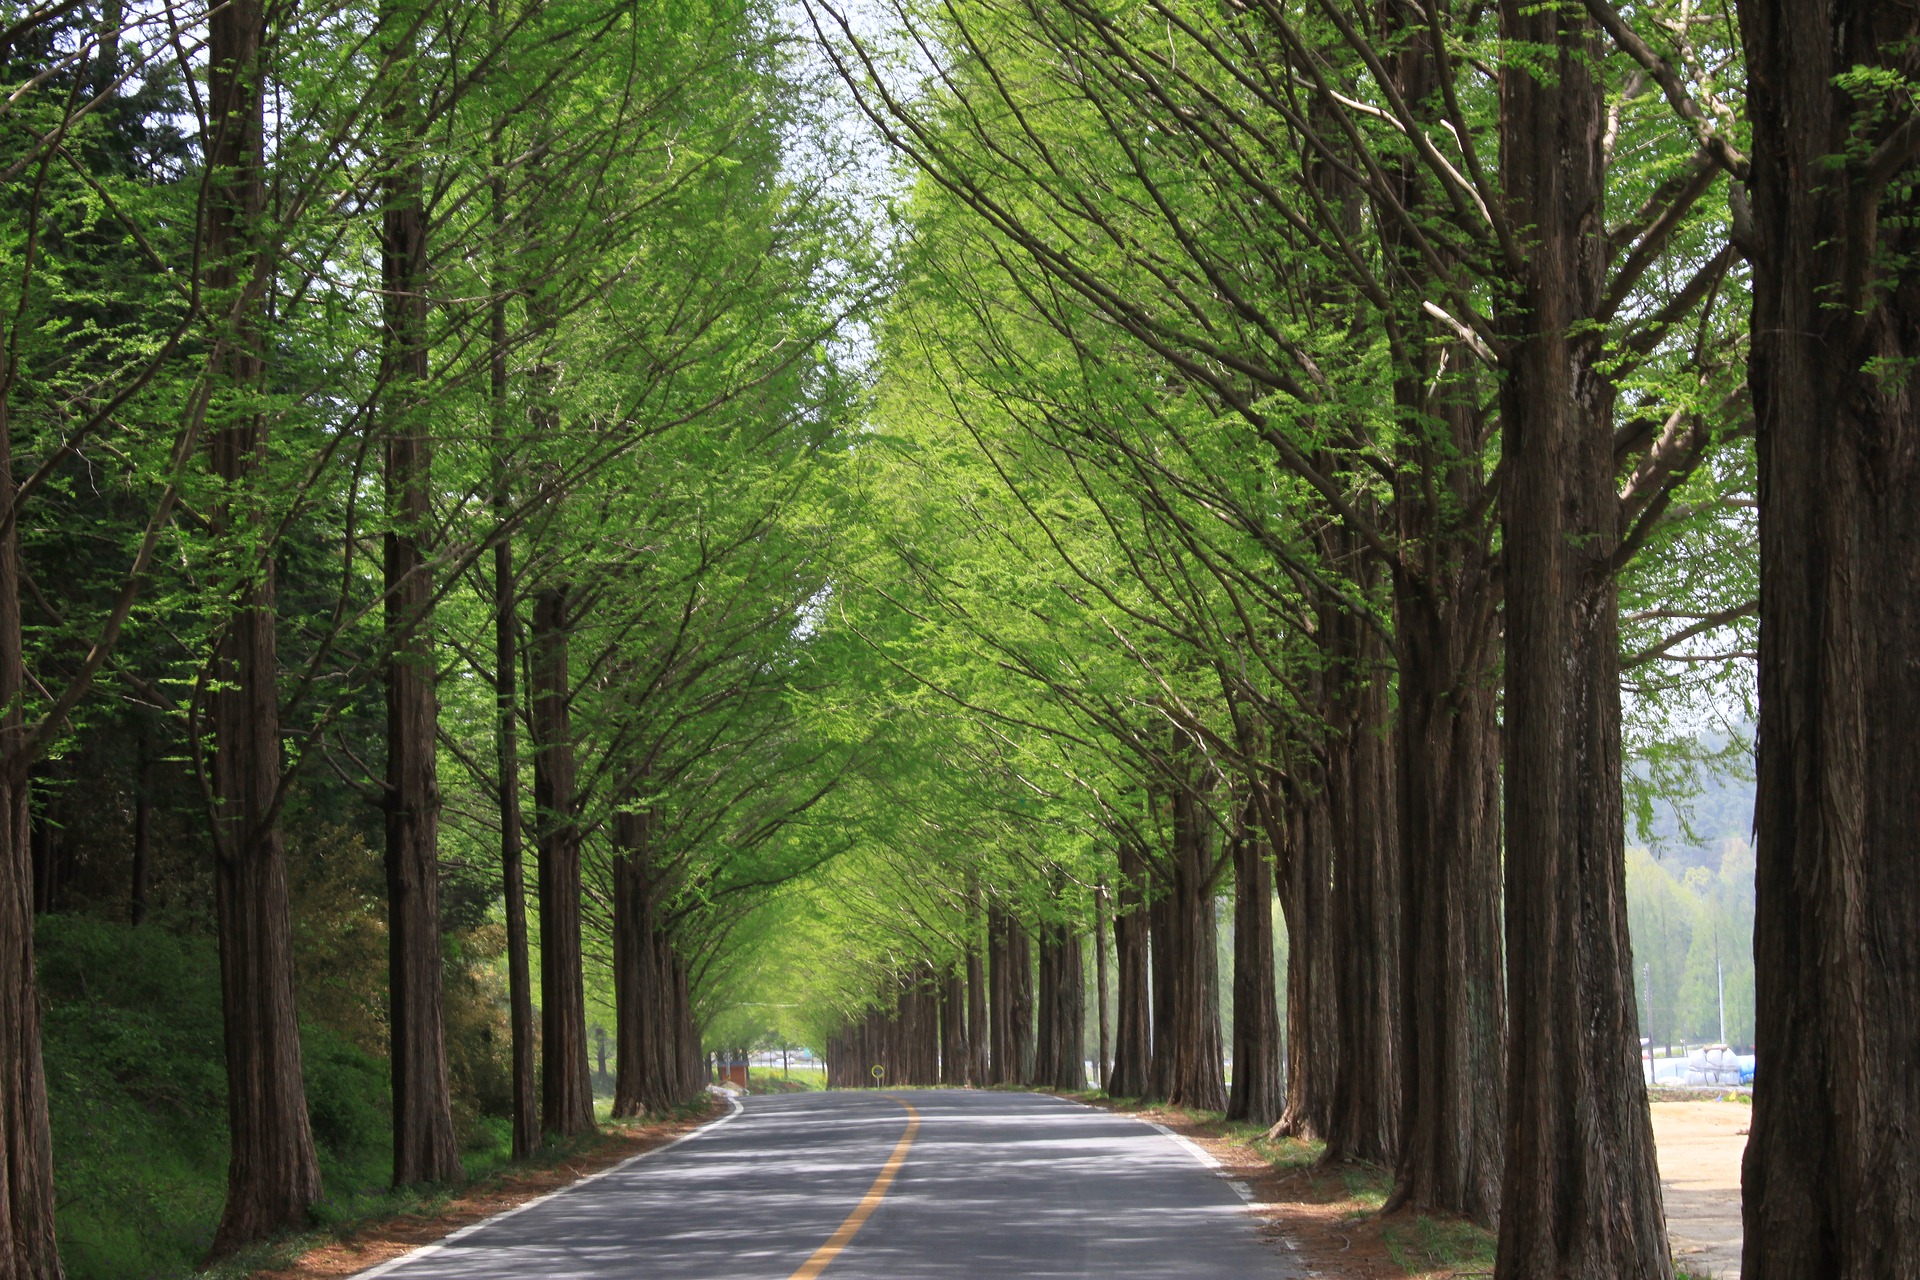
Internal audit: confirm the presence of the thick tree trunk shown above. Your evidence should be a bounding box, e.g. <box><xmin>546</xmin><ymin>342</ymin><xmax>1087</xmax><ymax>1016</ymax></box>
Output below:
<box><xmin>1390</xmin><ymin>582</ymin><xmax>1504</xmax><ymax>1219</ymax></box>
<box><xmin>1494</xmin><ymin>4</ymin><xmax>1667</xmax><ymax>1271</ymax></box>
<box><xmin>1739</xmin><ymin>4</ymin><xmax>1920</xmax><ymax>1275</ymax></box>
<box><xmin>1165</xmin><ymin>788</ymin><xmax>1225</xmax><ymax>1111</ymax></box>
<box><xmin>1227</xmin><ymin>825</ymin><xmax>1282</xmax><ymax>1125</ymax></box>
<box><xmin>1272</xmin><ymin>778</ymin><xmax>1335</xmax><ymax>1139</ymax></box>
<box><xmin>1381</xmin><ymin>6</ymin><xmax>1508</xmax><ymax>1220</ymax></box>
<box><xmin>203</xmin><ymin>0</ymin><xmax>322</xmax><ymax>1250</ymax></box>
<box><xmin>1035</xmin><ymin>922</ymin><xmax>1085</xmax><ymax>1091</ymax></box>
<box><xmin>1032</xmin><ymin>934</ymin><xmax>1058</xmax><ymax>1088</ymax></box>
<box><xmin>1322</xmin><ymin>604</ymin><xmax>1401</xmax><ymax>1165</ymax></box>
<box><xmin>530</xmin><ymin>586</ymin><xmax>594</xmax><ymax>1138</ymax></box>
<box><xmin>1006</xmin><ymin>918</ymin><xmax>1034</xmax><ymax>1084</ymax></box>
<box><xmin>939</xmin><ymin>966</ymin><xmax>966</xmax><ymax>1085</ymax></box>
<box><xmin>0</xmin><ymin>371</ymin><xmax>60</xmax><ymax>1277</ymax></box>
<box><xmin>612</xmin><ymin>809</ymin><xmax>672</xmax><ymax>1116</ymax></box>
<box><xmin>378</xmin><ymin>2</ymin><xmax>457</xmax><ymax>1184</ymax></box>
<box><xmin>1107</xmin><ymin>841</ymin><xmax>1151</xmax><ymax>1098</ymax></box>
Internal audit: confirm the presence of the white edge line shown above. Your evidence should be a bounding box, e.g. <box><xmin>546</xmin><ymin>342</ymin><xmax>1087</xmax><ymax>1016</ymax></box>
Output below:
<box><xmin>1145</xmin><ymin>1119</ymin><xmax>1222</xmax><ymax>1171</ymax></box>
<box><xmin>353</xmin><ymin>1089</ymin><xmax>746</xmax><ymax>1278</ymax></box>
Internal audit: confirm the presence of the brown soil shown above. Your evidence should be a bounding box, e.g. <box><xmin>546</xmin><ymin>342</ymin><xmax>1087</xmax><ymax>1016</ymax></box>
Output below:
<box><xmin>1652</xmin><ymin>1100</ymin><xmax>1749</xmax><ymax>1280</ymax></box>
<box><xmin>246</xmin><ymin>1097</ymin><xmax>723</xmax><ymax>1279</ymax></box>
<box><xmin>1069</xmin><ymin>1097</ymin><xmax>1485</xmax><ymax>1279</ymax></box>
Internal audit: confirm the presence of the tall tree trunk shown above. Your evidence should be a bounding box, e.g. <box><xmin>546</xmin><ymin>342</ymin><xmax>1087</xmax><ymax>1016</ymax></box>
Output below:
<box><xmin>1494</xmin><ymin>3</ymin><xmax>1667</xmax><ymax>1271</ymax></box>
<box><xmin>1272</xmin><ymin>777</ymin><xmax>1335</xmax><ymax>1139</ymax></box>
<box><xmin>1739</xmin><ymin>3</ymin><xmax>1920</xmax><ymax>1275</ymax></box>
<box><xmin>1322</xmin><ymin>599</ymin><xmax>1401</xmax><ymax>1165</ymax></box>
<box><xmin>379</xmin><ymin>0</ymin><xmax>457</xmax><ymax>1184</ymax></box>
<box><xmin>492</xmin><ymin>512</ymin><xmax>536</xmax><ymax>1159</ymax></box>
<box><xmin>484</xmin><ymin>0</ymin><xmax>536</xmax><ymax>1166</ymax></box>
<box><xmin>1381</xmin><ymin>5</ymin><xmax>1508</xmax><ymax>1220</ymax></box>
<box><xmin>530</xmin><ymin>586</ymin><xmax>593</xmax><ymax>1137</ymax></box>
<box><xmin>0</xmin><ymin>352</ymin><xmax>60</xmax><ymax>1277</ymax></box>
<box><xmin>1093</xmin><ymin>886</ymin><xmax>1110</xmax><ymax>1087</ymax></box>
<box><xmin>1227</xmin><ymin>824</ymin><xmax>1282</xmax><ymax>1125</ymax></box>
<box><xmin>1034</xmin><ymin>922</ymin><xmax>1085</xmax><ymax>1090</ymax></box>
<box><xmin>939</xmin><ymin>965</ymin><xmax>966</xmax><ymax>1085</ymax></box>
<box><xmin>1006</xmin><ymin>916</ymin><xmax>1034</xmax><ymax>1084</ymax></box>
<box><xmin>965</xmin><ymin>933</ymin><xmax>987</xmax><ymax>1085</ymax></box>
<box><xmin>1165</xmin><ymin>787</ymin><xmax>1225</xmax><ymax>1111</ymax></box>
<box><xmin>1107</xmin><ymin>840</ymin><xmax>1151</xmax><ymax>1098</ymax></box>
<box><xmin>987</xmin><ymin>902</ymin><xmax>1012</xmax><ymax>1084</ymax></box>
<box><xmin>1032</xmin><ymin>934</ymin><xmax>1059</xmax><ymax>1088</ymax></box>
<box><xmin>611</xmin><ymin>808</ymin><xmax>664</xmax><ymax>1116</ymax></box>
<box><xmin>1052</xmin><ymin>929</ymin><xmax>1085</xmax><ymax>1090</ymax></box>
<box><xmin>1390</xmin><ymin>582</ymin><xmax>1504</xmax><ymax>1219</ymax></box>
<box><xmin>203</xmin><ymin>0</ymin><xmax>322</xmax><ymax>1250</ymax></box>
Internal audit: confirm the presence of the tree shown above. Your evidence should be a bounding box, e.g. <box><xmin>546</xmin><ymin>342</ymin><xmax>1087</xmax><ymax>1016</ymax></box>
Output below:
<box><xmin>1738</xmin><ymin>2</ymin><xmax>1920</xmax><ymax>1274</ymax></box>
<box><xmin>1492</xmin><ymin>2</ymin><xmax>1668</xmax><ymax>1271</ymax></box>
<box><xmin>377</xmin><ymin>0</ymin><xmax>460</xmax><ymax>1187</ymax></box>
<box><xmin>200</xmin><ymin>0</ymin><xmax>324</xmax><ymax>1248</ymax></box>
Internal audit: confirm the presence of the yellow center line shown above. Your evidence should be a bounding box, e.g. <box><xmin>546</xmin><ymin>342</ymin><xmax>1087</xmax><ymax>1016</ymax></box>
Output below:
<box><xmin>787</xmin><ymin>1098</ymin><xmax>922</xmax><ymax>1280</ymax></box>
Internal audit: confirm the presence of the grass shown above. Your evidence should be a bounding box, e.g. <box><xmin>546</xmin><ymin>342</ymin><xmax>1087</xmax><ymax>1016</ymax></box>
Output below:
<box><xmin>37</xmin><ymin>914</ymin><xmax>511</xmax><ymax>1280</ymax></box>
<box><xmin>1381</xmin><ymin>1214</ymin><xmax>1497</xmax><ymax>1274</ymax></box>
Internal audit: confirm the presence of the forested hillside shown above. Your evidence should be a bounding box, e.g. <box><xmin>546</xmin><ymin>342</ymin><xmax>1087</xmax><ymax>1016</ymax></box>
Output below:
<box><xmin>1</xmin><ymin>0</ymin><xmax>1915</xmax><ymax>1278</ymax></box>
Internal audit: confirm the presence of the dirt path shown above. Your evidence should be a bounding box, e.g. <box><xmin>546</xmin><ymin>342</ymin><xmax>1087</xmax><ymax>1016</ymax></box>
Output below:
<box><xmin>1652</xmin><ymin>1100</ymin><xmax>1749</xmax><ymax>1279</ymax></box>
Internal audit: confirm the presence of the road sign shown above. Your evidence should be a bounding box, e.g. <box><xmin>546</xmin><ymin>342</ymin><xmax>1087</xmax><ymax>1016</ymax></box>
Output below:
<box><xmin>871</xmin><ymin>1064</ymin><xmax>885</xmax><ymax>1082</ymax></box>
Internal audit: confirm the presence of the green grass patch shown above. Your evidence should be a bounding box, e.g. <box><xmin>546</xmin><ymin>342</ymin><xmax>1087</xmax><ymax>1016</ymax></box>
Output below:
<box><xmin>38</xmin><ymin>915</ymin><xmax>511</xmax><ymax>1280</ymax></box>
<box><xmin>1382</xmin><ymin>1214</ymin><xmax>1496</xmax><ymax>1274</ymax></box>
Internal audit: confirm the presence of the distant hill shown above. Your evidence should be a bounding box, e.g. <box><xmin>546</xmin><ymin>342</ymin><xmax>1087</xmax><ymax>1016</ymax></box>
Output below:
<box><xmin>1631</xmin><ymin>731</ymin><xmax>1755</xmax><ymax>872</ymax></box>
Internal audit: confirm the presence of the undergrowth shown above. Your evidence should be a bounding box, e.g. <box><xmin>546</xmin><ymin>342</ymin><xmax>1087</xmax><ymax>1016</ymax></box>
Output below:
<box><xmin>37</xmin><ymin>915</ymin><xmax>509</xmax><ymax>1280</ymax></box>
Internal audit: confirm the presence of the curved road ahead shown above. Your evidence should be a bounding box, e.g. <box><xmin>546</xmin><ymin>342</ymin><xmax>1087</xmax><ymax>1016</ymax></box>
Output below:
<box><xmin>363</xmin><ymin>1089</ymin><xmax>1297</xmax><ymax>1279</ymax></box>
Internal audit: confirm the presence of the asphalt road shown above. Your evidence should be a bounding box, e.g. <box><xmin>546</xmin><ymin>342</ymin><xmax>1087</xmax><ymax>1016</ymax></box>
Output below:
<box><xmin>362</xmin><ymin>1089</ymin><xmax>1297</xmax><ymax>1279</ymax></box>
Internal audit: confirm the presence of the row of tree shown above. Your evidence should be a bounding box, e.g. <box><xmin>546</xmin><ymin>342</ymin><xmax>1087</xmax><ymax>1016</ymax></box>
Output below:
<box><xmin>765</xmin><ymin>1</ymin><xmax>1916</xmax><ymax>1278</ymax></box>
<box><xmin>0</xmin><ymin>0</ymin><xmax>879</xmax><ymax>1269</ymax></box>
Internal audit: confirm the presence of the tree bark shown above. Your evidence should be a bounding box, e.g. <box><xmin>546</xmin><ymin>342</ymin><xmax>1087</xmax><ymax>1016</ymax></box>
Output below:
<box><xmin>1035</xmin><ymin>921</ymin><xmax>1085</xmax><ymax>1090</ymax></box>
<box><xmin>612</xmin><ymin>808</ymin><xmax>673</xmax><ymax>1116</ymax></box>
<box><xmin>965</xmin><ymin>925</ymin><xmax>988</xmax><ymax>1085</ymax></box>
<box><xmin>487</xmin><ymin>191</ymin><xmax>538</xmax><ymax>1164</ymax></box>
<box><xmin>1093</xmin><ymin>886</ymin><xmax>1110</xmax><ymax>1087</ymax></box>
<box><xmin>939</xmin><ymin>965</ymin><xmax>967</xmax><ymax>1085</ymax></box>
<box><xmin>530</xmin><ymin>585</ymin><xmax>593</xmax><ymax>1138</ymax></box>
<box><xmin>0</xmin><ymin>341</ymin><xmax>60</xmax><ymax>1278</ymax></box>
<box><xmin>203</xmin><ymin>0</ymin><xmax>322</xmax><ymax>1250</ymax></box>
<box><xmin>1373</xmin><ymin>4</ymin><xmax>1509</xmax><ymax>1219</ymax></box>
<box><xmin>987</xmin><ymin>902</ymin><xmax>1012</xmax><ymax>1085</ymax></box>
<box><xmin>1390</xmin><ymin>579</ymin><xmax>1504</xmax><ymax>1218</ymax></box>
<box><xmin>378</xmin><ymin>0</ymin><xmax>458</xmax><ymax>1184</ymax></box>
<box><xmin>1165</xmin><ymin>787</ymin><xmax>1225</xmax><ymax>1111</ymax></box>
<box><xmin>1494</xmin><ymin>2</ymin><xmax>1667</xmax><ymax>1270</ymax></box>
<box><xmin>1272</xmin><ymin>776</ymin><xmax>1335</xmax><ymax>1139</ymax></box>
<box><xmin>1738</xmin><ymin>3</ymin><xmax>1920</xmax><ymax>1275</ymax></box>
<box><xmin>1107</xmin><ymin>840</ymin><xmax>1151</xmax><ymax>1098</ymax></box>
<box><xmin>1007</xmin><ymin>916</ymin><xmax>1034</xmax><ymax>1084</ymax></box>
<box><xmin>1227</xmin><ymin>823</ymin><xmax>1282</xmax><ymax>1125</ymax></box>
<box><xmin>1321</xmin><ymin>599</ymin><xmax>1401</xmax><ymax>1165</ymax></box>
<box><xmin>1147</xmin><ymin>880</ymin><xmax>1173</xmax><ymax>1101</ymax></box>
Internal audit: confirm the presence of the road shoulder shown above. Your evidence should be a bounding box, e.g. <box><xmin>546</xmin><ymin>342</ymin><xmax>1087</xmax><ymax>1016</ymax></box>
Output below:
<box><xmin>239</xmin><ymin>1095</ymin><xmax>732</xmax><ymax>1280</ymax></box>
